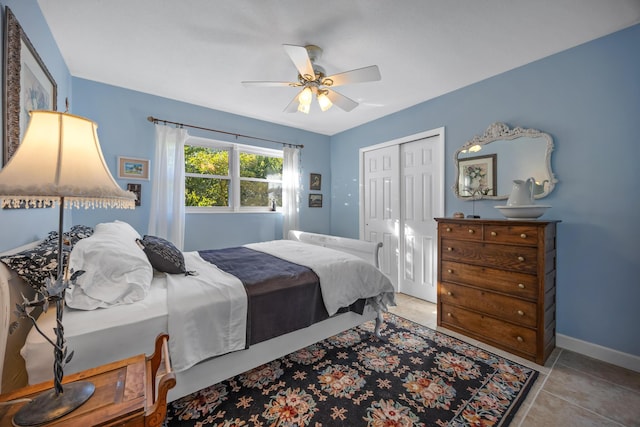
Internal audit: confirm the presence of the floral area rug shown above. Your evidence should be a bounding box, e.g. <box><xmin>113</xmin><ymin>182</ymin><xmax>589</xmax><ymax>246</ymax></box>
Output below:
<box><xmin>164</xmin><ymin>313</ymin><xmax>538</xmax><ymax>426</ymax></box>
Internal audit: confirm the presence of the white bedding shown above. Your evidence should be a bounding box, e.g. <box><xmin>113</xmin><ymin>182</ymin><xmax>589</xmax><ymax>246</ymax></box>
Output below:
<box><xmin>246</xmin><ymin>240</ymin><xmax>395</xmax><ymax>315</ymax></box>
<box><xmin>22</xmin><ymin>271</ymin><xmax>169</xmax><ymax>384</ymax></box>
<box><xmin>21</xmin><ymin>238</ymin><xmax>394</xmax><ymax>385</ymax></box>
<box><xmin>167</xmin><ymin>252</ymin><xmax>247</xmax><ymax>372</ymax></box>
<box><xmin>23</xmin><ymin>251</ymin><xmax>248</xmax><ymax>382</ymax></box>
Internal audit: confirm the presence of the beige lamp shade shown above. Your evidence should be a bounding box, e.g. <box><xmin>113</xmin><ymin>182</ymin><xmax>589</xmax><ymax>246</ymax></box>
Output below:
<box><xmin>0</xmin><ymin>110</ymin><xmax>135</xmax><ymax>209</ymax></box>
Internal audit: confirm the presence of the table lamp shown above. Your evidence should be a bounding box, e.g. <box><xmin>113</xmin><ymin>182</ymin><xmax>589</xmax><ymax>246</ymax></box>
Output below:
<box><xmin>0</xmin><ymin>110</ymin><xmax>136</xmax><ymax>425</ymax></box>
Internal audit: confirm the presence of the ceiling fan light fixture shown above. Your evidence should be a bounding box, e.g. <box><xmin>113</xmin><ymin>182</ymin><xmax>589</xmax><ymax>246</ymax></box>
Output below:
<box><xmin>298</xmin><ymin>87</ymin><xmax>313</xmax><ymax>106</ymax></box>
<box><xmin>297</xmin><ymin>102</ymin><xmax>310</xmax><ymax>114</ymax></box>
<box><xmin>317</xmin><ymin>91</ymin><xmax>333</xmax><ymax>112</ymax></box>
<box><xmin>244</xmin><ymin>44</ymin><xmax>380</xmax><ymax>114</ymax></box>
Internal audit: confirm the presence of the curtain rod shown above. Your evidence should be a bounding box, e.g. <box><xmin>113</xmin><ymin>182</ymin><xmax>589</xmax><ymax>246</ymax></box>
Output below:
<box><xmin>147</xmin><ymin>116</ymin><xmax>303</xmax><ymax>149</ymax></box>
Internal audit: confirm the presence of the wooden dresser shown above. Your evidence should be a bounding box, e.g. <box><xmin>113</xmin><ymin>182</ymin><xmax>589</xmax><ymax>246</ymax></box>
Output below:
<box><xmin>435</xmin><ymin>218</ymin><xmax>559</xmax><ymax>365</ymax></box>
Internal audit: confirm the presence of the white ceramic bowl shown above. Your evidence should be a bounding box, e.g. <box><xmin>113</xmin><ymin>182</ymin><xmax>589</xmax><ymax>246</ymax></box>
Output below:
<box><xmin>494</xmin><ymin>205</ymin><xmax>551</xmax><ymax>220</ymax></box>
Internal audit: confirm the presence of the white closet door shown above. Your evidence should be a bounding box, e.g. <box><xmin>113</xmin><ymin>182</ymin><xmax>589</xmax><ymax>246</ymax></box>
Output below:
<box><xmin>360</xmin><ymin>129</ymin><xmax>444</xmax><ymax>302</ymax></box>
<box><xmin>399</xmin><ymin>136</ymin><xmax>442</xmax><ymax>302</ymax></box>
<box><xmin>362</xmin><ymin>145</ymin><xmax>399</xmax><ymax>290</ymax></box>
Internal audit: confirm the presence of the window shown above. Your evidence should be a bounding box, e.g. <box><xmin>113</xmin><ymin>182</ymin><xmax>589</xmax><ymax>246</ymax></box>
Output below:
<box><xmin>185</xmin><ymin>137</ymin><xmax>283</xmax><ymax>212</ymax></box>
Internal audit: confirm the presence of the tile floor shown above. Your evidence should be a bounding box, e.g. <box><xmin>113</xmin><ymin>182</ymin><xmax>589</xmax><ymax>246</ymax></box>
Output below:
<box><xmin>389</xmin><ymin>293</ymin><xmax>640</xmax><ymax>427</ymax></box>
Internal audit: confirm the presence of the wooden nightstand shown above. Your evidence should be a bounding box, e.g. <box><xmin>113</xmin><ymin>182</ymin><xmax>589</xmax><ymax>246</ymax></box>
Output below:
<box><xmin>0</xmin><ymin>334</ymin><xmax>175</xmax><ymax>426</ymax></box>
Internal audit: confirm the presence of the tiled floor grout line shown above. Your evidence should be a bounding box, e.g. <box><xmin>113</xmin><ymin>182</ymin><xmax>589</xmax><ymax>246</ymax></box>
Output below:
<box><xmin>554</xmin><ymin>362</ymin><xmax>640</xmax><ymax>395</ymax></box>
<box><xmin>515</xmin><ymin>348</ymin><xmax>561</xmax><ymax>427</ymax></box>
<box><xmin>541</xmin><ymin>389</ymin><xmax>629</xmax><ymax>427</ymax></box>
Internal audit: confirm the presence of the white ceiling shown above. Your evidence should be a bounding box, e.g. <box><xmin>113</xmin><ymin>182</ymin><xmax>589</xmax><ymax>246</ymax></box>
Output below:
<box><xmin>38</xmin><ymin>0</ymin><xmax>640</xmax><ymax>136</ymax></box>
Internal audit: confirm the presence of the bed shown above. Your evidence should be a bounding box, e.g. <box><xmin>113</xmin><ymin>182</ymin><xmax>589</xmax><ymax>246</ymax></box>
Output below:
<box><xmin>0</xmin><ymin>223</ymin><xmax>395</xmax><ymax>402</ymax></box>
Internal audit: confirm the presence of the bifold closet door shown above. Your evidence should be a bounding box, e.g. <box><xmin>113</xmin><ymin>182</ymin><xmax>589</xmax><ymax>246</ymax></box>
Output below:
<box><xmin>363</xmin><ymin>145</ymin><xmax>400</xmax><ymax>290</ymax></box>
<box><xmin>362</xmin><ymin>133</ymin><xmax>443</xmax><ymax>302</ymax></box>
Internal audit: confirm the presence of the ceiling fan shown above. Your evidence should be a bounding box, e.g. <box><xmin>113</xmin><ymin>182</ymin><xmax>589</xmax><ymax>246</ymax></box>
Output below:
<box><xmin>241</xmin><ymin>44</ymin><xmax>381</xmax><ymax>114</ymax></box>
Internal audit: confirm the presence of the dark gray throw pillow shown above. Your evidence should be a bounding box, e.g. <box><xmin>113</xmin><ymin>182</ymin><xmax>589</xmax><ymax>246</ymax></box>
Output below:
<box><xmin>137</xmin><ymin>235</ymin><xmax>191</xmax><ymax>275</ymax></box>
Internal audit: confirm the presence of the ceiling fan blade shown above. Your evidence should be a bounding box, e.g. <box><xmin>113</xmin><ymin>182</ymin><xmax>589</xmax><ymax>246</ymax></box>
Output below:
<box><xmin>325</xmin><ymin>89</ymin><xmax>359</xmax><ymax>112</ymax></box>
<box><xmin>242</xmin><ymin>81</ymin><xmax>297</xmax><ymax>87</ymax></box>
<box><xmin>283</xmin><ymin>44</ymin><xmax>315</xmax><ymax>79</ymax></box>
<box><xmin>283</xmin><ymin>89</ymin><xmax>304</xmax><ymax>113</ymax></box>
<box><xmin>323</xmin><ymin>65</ymin><xmax>381</xmax><ymax>87</ymax></box>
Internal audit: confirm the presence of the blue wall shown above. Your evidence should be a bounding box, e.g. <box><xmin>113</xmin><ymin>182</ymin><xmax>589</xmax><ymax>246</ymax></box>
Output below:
<box><xmin>0</xmin><ymin>0</ymin><xmax>72</xmax><ymax>250</ymax></box>
<box><xmin>70</xmin><ymin>78</ymin><xmax>332</xmax><ymax>251</ymax></box>
<box><xmin>331</xmin><ymin>24</ymin><xmax>640</xmax><ymax>357</ymax></box>
<box><xmin>0</xmin><ymin>3</ymin><xmax>332</xmax><ymax>252</ymax></box>
<box><xmin>1</xmin><ymin>0</ymin><xmax>638</xmax><ymax>360</ymax></box>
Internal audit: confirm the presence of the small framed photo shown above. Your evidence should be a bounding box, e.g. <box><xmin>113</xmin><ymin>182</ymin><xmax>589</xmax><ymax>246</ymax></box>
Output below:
<box><xmin>127</xmin><ymin>183</ymin><xmax>141</xmax><ymax>206</ymax></box>
<box><xmin>309</xmin><ymin>193</ymin><xmax>323</xmax><ymax>208</ymax></box>
<box><xmin>310</xmin><ymin>173</ymin><xmax>322</xmax><ymax>191</ymax></box>
<box><xmin>118</xmin><ymin>156</ymin><xmax>150</xmax><ymax>180</ymax></box>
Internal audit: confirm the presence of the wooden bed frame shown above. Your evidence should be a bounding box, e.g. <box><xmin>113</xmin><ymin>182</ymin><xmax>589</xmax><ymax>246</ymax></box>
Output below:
<box><xmin>1</xmin><ymin>231</ymin><xmax>385</xmax><ymax>401</ymax></box>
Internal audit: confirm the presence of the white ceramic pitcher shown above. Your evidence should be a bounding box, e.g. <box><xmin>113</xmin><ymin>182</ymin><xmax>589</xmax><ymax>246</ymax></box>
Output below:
<box><xmin>507</xmin><ymin>178</ymin><xmax>535</xmax><ymax>206</ymax></box>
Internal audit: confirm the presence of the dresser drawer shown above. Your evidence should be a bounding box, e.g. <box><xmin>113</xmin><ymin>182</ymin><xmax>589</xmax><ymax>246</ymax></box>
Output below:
<box><xmin>441</xmin><ymin>239</ymin><xmax>538</xmax><ymax>273</ymax></box>
<box><xmin>441</xmin><ymin>261</ymin><xmax>538</xmax><ymax>300</ymax></box>
<box><xmin>440</xmin><ymin>282</ymin><xmax>537</xmax><ymax>327</ymax></box>
<box><xmin>484</xmin><ymin>225</ymin><xmax>539</xmax><ymax>245</ymax></box>
<box><xmin>438</xmin><ymin>222</ymin><xmax>483</xmax><ymax>241</ymax></box>
<box><xmin>440</xmin><ymin>303</ymin><xmax>537</xmax><ymax>356</ymax></box>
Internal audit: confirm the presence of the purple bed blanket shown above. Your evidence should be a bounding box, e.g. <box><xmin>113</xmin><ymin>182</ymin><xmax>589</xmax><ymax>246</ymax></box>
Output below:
<box><xmin>199</xmin><ymin>246</ymin><xmax>364</xmax><ymax>345</ymax></box>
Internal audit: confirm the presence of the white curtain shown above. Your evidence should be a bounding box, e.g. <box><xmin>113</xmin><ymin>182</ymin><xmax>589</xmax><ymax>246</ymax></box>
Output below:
<box><xmin>149</xmin><ymin>124</ymin><xmax>188</xmax><ymax>249</ymax></box>
<box><xmin>282</xmin><ymin>146</ymin><xmax>300</xmax><ymax>239</ymax></box>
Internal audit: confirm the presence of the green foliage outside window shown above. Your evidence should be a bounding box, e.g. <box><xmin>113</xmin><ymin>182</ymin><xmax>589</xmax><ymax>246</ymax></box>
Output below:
<box><xmin>185</xmin><ymin>145</ymin><xmax>283</xmax><ymax>208</ymax></box>
<box><xmin>239</xmin><ymin>153</ymin><xmax>283</xmax><ymax>207</ymax></box>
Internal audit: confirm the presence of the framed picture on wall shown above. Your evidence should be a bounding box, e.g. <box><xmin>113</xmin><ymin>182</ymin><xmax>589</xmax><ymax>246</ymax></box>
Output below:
<box><xmin>310</xmin><ymin>173</ymin><xmax>321</xmax><ymax>191</ymax></box>
<box><xmin>3</xmin><ymin>6</ymin><xmax>58</xmax><ymax>165</ymax></box>
<box><xmin>309</xmin><ymin>194</ymin><xmax>323</xmax><ymax>208</ymax></box>
<box><xmin>118</xmin><ymin>157</ymin><xmax>150</xmax><ymax>180</ymax></box>
<box><xmin>457</xmin><ymin>154</ymin><xmax>497</xmax><ymax>197</ymax></box>
<box><xmin>127</xmin><ymin>183</ymin><xmax>142</xmax><ymax>206</ymax></box>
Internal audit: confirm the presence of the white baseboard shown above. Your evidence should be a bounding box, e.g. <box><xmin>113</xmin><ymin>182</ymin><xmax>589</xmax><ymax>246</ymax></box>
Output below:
<box><xmin>557</xmin><ymin>334</ymin><xmax>640</xmax><ymax>373</ymax></box>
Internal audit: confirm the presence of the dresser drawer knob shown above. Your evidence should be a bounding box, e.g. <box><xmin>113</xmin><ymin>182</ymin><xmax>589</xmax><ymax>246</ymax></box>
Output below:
<box><xmin>447</xmin><ymin>312</ymin><xmax>452</xmax><ymax>317</ymax></box>
<box><xmin>468</xmin><ymin>229</ymin><xmax>474</xmax><ymax>234</ymax></box>
<box><xmin>516</xmin><ymin>336</ymin><xmax>524</xmax><ymax>342</ymax></box>
<box><xmin>447</xmin><ymin>247</ymin><xmax>453</xmax><ymax>252</ymax></box>
<box><xmin>447</xmin><ymin>291</ymin><xmax>452</xmax><ymax>296</ymax></box>
<box><xmin>517</xmin><ymin>310</ymin><xmax>524</xmax><ymax>316</ymax></box>
<box><xmin>491</xmin><ymin>231</ymin><xmax>497</xmax><ymax>237</ymax></box>
<box><xmin>446</xmin><ymin>227</ymin><xmax>451</xmax><ymax>232</ymax></box>
<box><xmin>517</xmin><ymin>256</ymin><xmax>525</xmax><ymax>262</ymax></box>
<box><xmin>520</xmin><ymin>233</ymin><xmax>527</xmax><ymax>239</ymax></box>
<box><xmin>447</xmin><ymin>269</ymin><xmax>453</xmax><ymax>274</ymax></box>
<box><xmin>518</xmin><ymin>283</ymin><xmax>525</xmax><ymax>289</ymax></box>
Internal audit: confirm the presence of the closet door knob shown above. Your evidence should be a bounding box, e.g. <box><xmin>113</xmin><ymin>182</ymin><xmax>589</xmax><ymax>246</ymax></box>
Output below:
<box><xmin>517</xmin><ymin>256</ymin><xmax>525</xmax><ymax>262</ymax></box>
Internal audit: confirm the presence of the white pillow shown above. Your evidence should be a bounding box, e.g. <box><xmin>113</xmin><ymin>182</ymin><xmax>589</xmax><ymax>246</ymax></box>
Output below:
<box><xmin>65</xmin><ymin>221</ymin><xmax>153</xmax><ymax>310</ymax></box>
<box><xmin>94</xmin><ymin>220</ymin><xmax>141</xmax><ymax>242</ymax></box>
